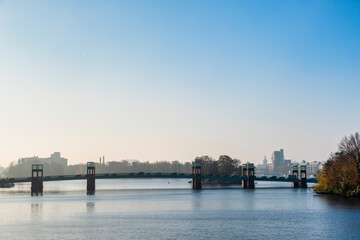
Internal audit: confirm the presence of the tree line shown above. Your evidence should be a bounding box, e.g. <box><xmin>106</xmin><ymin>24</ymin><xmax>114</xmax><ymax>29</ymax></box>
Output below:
<box><xmin>195</xmin><ymin>155</ymin><xmax>242</xmax><ymax>176</ymax></box>
<box><xmin>2</xmin><ymin>155</ymin><xmax>243</xmax><ymax>178</ymax></box>
<box><xmin>314</xmin><ymin>132</ymin><xmax>360</xmax><ymax>197</ymax></box>
<box><xmin>3</xmin><ymin>160</ymin><xmax>192</xmax><ymax>178</ymax></box>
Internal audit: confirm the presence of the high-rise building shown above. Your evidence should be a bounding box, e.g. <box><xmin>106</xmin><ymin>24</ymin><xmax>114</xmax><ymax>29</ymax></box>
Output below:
<box><xmin>284</xmin><ymin>159</ymin><xmax>292</xmax><ymax>175</ymax></box>
<box><xmin>271</xmin><ymin>149</ymin><xmax>284</xmax><ymax>174</ymax></box>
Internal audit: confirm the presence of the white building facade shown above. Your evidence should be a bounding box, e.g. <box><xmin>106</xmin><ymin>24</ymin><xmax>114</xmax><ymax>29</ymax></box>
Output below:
<box><xmin>20</xmin><ymin>152</ymin><xmax>68</xmax><ymax>169</ymax></box>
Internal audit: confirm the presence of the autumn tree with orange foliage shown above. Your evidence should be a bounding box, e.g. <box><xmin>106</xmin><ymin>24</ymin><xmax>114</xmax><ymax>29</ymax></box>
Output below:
<box><xmin>314</xmin><ymin>132</ymin><xmax>360</xmax><ymax>196</ymax></box>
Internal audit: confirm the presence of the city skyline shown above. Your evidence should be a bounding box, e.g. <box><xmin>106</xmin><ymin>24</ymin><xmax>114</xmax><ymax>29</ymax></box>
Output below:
<box><xmin>0</xmin><ymin>149</ymin><xmax>317</xmax><ymax>167</ymax></box>
<box><xmin>1</xmin><ymin>1</ymin><xmax>360</xmax><ymax>166</ymax></box>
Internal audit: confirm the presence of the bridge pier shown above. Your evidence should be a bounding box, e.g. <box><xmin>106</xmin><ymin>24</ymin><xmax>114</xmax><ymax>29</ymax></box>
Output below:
<box><xmin>300</xmin><ymin>165</ymin><xmax>307</xmax><ymax>188</ymax></box>
<box><xmin>192</xmin><ymin>160</ymin><xmax>201</xmax><ymax>190</ymax></box>
<box><xmin>87</xmin><ymin>162</ymin><xmax>95</xmax><ymax>195</ymax></box>
<box><xmin>291</xmin><ymin>165</ymin><xmax>299</xmax><ymax>188</ymax></box>
<box><xmin>31</xmin><ymin>164</ymin><xmax>43</xmax><ymax>196</ymax></box>
<box><xmin>242</xmin><ymin>163</ymin><xmax>255</xmax><ymax>189</ymax></box>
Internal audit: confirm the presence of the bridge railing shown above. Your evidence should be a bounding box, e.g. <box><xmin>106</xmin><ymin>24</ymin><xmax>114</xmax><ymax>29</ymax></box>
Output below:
<box><xmin>0</xmin><ymin>173</ymin><xmax>317</xmax><ymax>183</ymax></box>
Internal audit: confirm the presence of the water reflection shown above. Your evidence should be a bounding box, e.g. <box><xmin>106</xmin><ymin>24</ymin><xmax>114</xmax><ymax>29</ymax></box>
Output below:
<box><xmin>317</xmin><ymin>194</ymin><xmax>360</xmax><ymax>210</ymax></box>
<box><xmin>241</xmin><ymin>189</ymin><xmax>255</xmax><ymax>209</ymax></box>
<box><xmin>191</xmin><ymin>190</ymin><xmax>203</xmax><ymax>209</ymax></box>
<box><xmin>31</xmin><ymin>191</ymin><xmax>43</xmax><ymax>197</ymax></box>
<box><xmin>1</xmin><ymin>181</ymin><xmax>360</xmax><ymax>240</ymax></box>
<box><xmin>31</xmin><ymin>203</ymin><xmax>43</xmax><ymax>218</ymax></box>
<box><xmin>86</xmin><ymin>202</ymin><xmax>95</xmax><ymax>213</ymax></box>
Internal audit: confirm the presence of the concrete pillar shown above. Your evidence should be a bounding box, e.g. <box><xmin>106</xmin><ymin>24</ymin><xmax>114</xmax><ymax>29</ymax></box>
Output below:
<box><xmin>31</xmin><ymin>164</ymin><xmax>43</xmax><ymax>196</ymax></box>
<box><xmin>242</xmin><ymin>163</ymin><xmax>247</xmax><ymax>189</ymax></box>
<box><xmin>87</xmin><ymin>162</ymin><xmax>96</xmax><ymax>194</ymax></box>
<box><xmin>291</xmin><ymin>165</ymin><xmax>299</xmax><ymax>188</ymax></box>
<box><xmin>242</xmin><ymin>163</ymin><xmax>255</xmax><ymax>189</ymax></box>
<box><xmin>247</xmin><ymin>163</ymin><xmax>255</xmax><ymax>189</ymax></box>
<box><xmin>300</xmin><ymin>165</ymin><xmax>307</xmax><ymax>188</ymax></box>
<box><xmin>192</xmin><ymin>160</ymin><xmax>201</xmax><ymax>190</ymax></box>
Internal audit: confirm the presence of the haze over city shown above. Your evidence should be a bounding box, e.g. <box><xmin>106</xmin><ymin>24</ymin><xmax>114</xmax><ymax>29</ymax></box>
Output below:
<box><xmin>1</xmin><ymin>1</ymin><xmax>359</xmax><ymax>166</ymax></box>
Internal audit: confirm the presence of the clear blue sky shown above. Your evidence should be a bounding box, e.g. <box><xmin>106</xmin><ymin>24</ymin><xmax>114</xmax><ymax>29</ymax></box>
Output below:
<box><xmin>0</xmin><ymin>0</ymin><xmax>359</xmax><ymax>166</ymax></box>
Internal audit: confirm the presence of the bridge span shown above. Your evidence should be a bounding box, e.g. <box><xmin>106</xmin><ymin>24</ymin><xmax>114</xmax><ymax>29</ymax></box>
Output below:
<box><xmin>1</xmin><ymin>173</ymin><xmax>317</xmax><ymax>183</ymax></box>
<box><xmin>0</xmin><ymin>161</ymin><xmax>316</xmax><ymax>195</ymax></box>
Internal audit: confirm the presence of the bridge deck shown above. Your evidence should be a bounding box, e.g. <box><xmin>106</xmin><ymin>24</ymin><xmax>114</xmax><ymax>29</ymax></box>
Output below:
<box><xmin>0</xmin><ymin>173</ymin><xmax>317</xmax><ymax>183</ymax></box>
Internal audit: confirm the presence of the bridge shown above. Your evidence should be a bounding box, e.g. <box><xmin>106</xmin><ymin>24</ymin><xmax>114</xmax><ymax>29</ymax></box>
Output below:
<box><xmin>1</xmin><ymin>173</ymin><xmax>318</xmax><ymax>183</ymax></box>
<box><xmin>0</xmin><ymin>162</ymin><xmax>316</xmax><ymax>196</ymax></box>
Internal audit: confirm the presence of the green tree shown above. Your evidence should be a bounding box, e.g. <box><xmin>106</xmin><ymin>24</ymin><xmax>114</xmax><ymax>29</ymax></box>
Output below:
<box><xmin>233</xmin><ymin>158</ymin><xmax>242</xmax><ymax>175</ymax></box>
<box><xmin>195</xmin><ymin>156</ymin><xmax>219</xmax><ymax>175</ymax></box>
<box><xmin>218</xmin><ymin>155</ymin><xmax>235</xmax><ymax>175</ymax></box>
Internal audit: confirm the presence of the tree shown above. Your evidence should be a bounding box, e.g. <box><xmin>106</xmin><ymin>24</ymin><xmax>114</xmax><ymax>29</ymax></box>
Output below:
<box><xmin>218</xmin><ymin>155</ymin><xmax>235</xmax><ymax>175</ymax></box>
<box><xmin>315</xmin><ymin>132</ymin><xmax>360</xmax><ymax>196</ymax></box>
<box><xmin>233</xmin><ymin>159</ymin><xmax>242</xmax><ymax>176</ymax></box>
<box><xmin>338</xmin><ymin>132</ymin><xmax>360</xmax><ymax>169</ymax></box>
<box><xmin>314</xmin><ymin>154</ymin><xmax>360</xmax><ymax>196</ymax></box>
<box><xmin>195</xmin><ymin>156</ymin><xmax>219</xmax><ymax>175</ymax></box>
<box><xmin>4</xmin><ymin>159</ymin><xmax>193</xmax><ymax>177</ymax></box>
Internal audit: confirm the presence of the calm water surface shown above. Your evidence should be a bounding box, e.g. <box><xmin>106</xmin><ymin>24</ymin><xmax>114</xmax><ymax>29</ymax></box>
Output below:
<box><xmin>1</xmin><ymin>179</ymin><xmax>360</xmax><ymax>240</ymax></box>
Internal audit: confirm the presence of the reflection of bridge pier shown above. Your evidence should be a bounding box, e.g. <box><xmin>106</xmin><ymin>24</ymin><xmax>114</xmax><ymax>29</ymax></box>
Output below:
<box><xmin>31</xmin><ymin>164</ymin><xmax>43</xmax><ymax>196</ymax></box>
<box><xmin>31</xmin><ymin>203</ymin><xmax>43</xmax><ymax>218</ymax></box>
<box><xmin>242</xmin><ymin>163</ymin><xmax>255</xmax><ymax>189</ymax></box>
<box><xmin>192</xmin><ymin>160</ymin><xmax>201</xmax><ymax>190</ymax></box>
<box><xmin>87</xmin><ymin>162</ymin><xmax>96</xmax><ymax>195</ymax></box>
<box><xmin>86</xmin><ymin>202</ymin><xmax>95</xmax><ymax>213</ymax></box>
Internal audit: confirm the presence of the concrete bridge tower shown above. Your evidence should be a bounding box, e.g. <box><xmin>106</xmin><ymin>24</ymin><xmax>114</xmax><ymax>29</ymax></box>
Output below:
<box><xmin>291</xmin><ymin>165</ymin><xmax>299</xmax><ymax>188</ymax></box>
<box><xmin>31</xmin><ymin>164</ymin><xmax>43</xmax><ymax>196</ymax></box>
<box><xmin>87</xmin><ymin>162</ymin><xmax>96</xmax><ymax>194</ymax></box>
<box><xmin>192</xmin><ymin>160</ymin><xmax>201</xmax><ymax>190</ymax></box>
<box><xmin>300</xmin><ymin>165</ymin><xmax>307</xmax><ymax>188</ymax></box>
<box><xmin>242</xmin><ymin>163</ymin><xmax>255</xmax><ymax>189</ymax></box>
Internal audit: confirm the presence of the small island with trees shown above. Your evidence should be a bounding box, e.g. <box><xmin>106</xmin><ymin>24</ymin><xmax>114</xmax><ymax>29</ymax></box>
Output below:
<box><xmin>314</xmin><ymin>132</ymin><xmax>360</xmax><ymax>197</ymax></box>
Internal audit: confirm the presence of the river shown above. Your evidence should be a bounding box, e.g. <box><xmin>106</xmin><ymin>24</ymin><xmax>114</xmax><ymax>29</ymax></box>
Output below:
<box><xmin>0</xmin><ymin>179</ymin><xmax>360</xmax><ymax>239</ymax></box>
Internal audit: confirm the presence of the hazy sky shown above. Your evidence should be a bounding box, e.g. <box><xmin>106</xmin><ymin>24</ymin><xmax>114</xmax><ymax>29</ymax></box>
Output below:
<box><xmin>0</xmin><ymin>1</ymin><xmax>359</xmax><ymax>166</ymax></box>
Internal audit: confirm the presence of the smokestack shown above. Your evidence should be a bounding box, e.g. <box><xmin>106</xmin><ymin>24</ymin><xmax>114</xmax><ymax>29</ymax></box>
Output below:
<box><xmin>99</xmin><ymin>157</ymin><xmax>101</xmax><ymax>164</ymax></box>
<box><xmin>103</xmin><ymin>156</ymin><xmax>105</xmax><ymax>165</ymax></box>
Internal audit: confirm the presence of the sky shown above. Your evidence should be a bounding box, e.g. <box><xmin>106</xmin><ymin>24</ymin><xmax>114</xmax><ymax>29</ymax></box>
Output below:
<box><xmin>0</xmin><ymin>0</ymin><xmax>359</xmax><ymax>166</ymax></box>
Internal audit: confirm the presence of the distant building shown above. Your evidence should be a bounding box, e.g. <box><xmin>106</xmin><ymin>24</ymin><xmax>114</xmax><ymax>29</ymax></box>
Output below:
<box><xmin>126</xmin><ymin>159</ymin><xmax>139</xmax><ymax>164</ymax></box>
<box><xmin>263</xmin><ymin>156</ymin><xmax>268</xmax><ymax>167</ymax></box>
<box><xmin>291</xmin><ymin>160</ymin><xmax>324</xmax><ymax>177</ymax></box>
<box><xmin>307</xmin><ymin>161</ymin><xmax>322</xmax><ymax>177</ymax></box>
<box><xmin>271</xmin><ymin>149</ymin><xmax>284</xmax><ymax>174</ymax></box>
<box><xmin>20</xmin><ymin>152</ymin><xmax>68</xmax><ymax>169</ymax></box>
<box><xmin>284</xmin><ymin>159</ymin><xmax>291</xmax><ymax>166</ymax></box>
<box><xmin>268</xmin><ymin>163</ymin><xmax>273</xmax><ymax>173</ymax></box>
<box><xmin>284</xmin><ymin>159</ymin><xmax>292</xmax><ymax>175</ymax></box>
<box><xmin>256</xmin><ymin>156</ymin><xmax>269</xmax><ymax>175</ymax></box>
<box><xmin>99</xmin><ymin>156</ymin><xmax>105</xmax><ymax>165</ymax></box>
